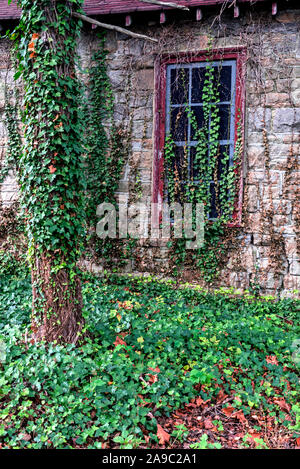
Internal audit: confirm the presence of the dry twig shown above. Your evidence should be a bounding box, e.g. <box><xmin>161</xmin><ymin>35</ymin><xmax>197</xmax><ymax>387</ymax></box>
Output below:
<box><xmin>72</xmin><ymin>12</ymin><xmax>158</xmax><ymax>43</ymax></box>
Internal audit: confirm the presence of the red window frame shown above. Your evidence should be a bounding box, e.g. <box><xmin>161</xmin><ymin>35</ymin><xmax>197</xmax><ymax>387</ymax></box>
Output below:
<box><xmin>152</xmin><ymin>47</ymin><xmax>247</xmax><ymax>227</ymax></box>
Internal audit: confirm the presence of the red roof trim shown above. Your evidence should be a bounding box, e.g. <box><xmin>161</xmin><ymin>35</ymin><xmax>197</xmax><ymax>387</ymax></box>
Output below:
<box><xmin>0</xmin><ymin>1</ymin><xmax>268</xmax><ymax>20</ymax></box>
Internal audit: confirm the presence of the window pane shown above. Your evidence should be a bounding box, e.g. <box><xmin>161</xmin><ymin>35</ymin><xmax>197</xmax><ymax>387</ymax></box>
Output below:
<box><xmin>190</xmin><ymin>106</ymin><xmax>205</xmax><ymax>140</ymax></box>
<box><xmin>218</xmin><ymin>66</ymin><xmax>232</xmax><ymax>102</ymax></box>
<box><xmin>191</xmin><ymin>67</ymin><xmax>206</xmax><ymax>103</ymax></box>
<box><xmin>192</xmin><ymin>64</ymin><xmax>233</xmax><ymax>104</ymax></box>
<box><xmin>170</xmin><ymin>107</ymin><xmax>188</xmax><ymax>141</ymax></box>
<box><xmin>209</xmin><ymin>182</ymin><xmax>219</xmax><ymax>219</ymax></box>
<box><xmin>218</xmin><ymin>104</ymin><xmax>231</xmax><ymax>140</ymax></box>
<box><xmin>170</xmin><ymin>68</ymin><xmax>189</xmax><ymax>105</ymax></box>
<box><xmin>168</xmin><ymin>145</ymin><xmax>188</xmax><ymax>182</ymax></box>
<box><xmin>189</xmin><ymin>145</ymin><xmax>198</xmax><ymax>180</ymax></box>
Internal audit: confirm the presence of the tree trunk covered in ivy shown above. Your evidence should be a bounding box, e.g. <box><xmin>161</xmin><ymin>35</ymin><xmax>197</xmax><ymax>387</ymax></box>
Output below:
<box><xmin>14</xmin><ymin>1</ymin><xmax>86</xmax><ymax>343</ymax></box>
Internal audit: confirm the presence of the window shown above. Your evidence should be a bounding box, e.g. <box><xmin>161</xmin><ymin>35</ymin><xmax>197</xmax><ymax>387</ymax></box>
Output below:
<box><xmin>153</xmin><ymin>49</ymin><xmax>246</xmax><ymax>225</ymax></box>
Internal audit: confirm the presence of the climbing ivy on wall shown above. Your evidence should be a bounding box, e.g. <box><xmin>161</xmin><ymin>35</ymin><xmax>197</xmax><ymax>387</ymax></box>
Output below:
<box><xmin>83</xmin><ymin>33</ymin><xmax>132</xmax><ymax>268</ymax></box>
<box><xmin>3</xmin><ymin>13</ymin><xmax>133</xmax><ymax>277</ymax></box>
<box><xmin>1</xmin><ymin>91</ymin><xmax>22</xmax><ymax>183</ymax></box>
<box><xmin>85</xmin><ymin>34</ymin><xmax>118</xmax><ymax>221</ymax></box>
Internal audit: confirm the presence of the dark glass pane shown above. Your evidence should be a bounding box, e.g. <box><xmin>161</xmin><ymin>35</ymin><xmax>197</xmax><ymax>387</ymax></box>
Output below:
<box><xmin>169</xmin><ymin>145</ymin><xmax>188</xmax><ymax>182</ymax></box>
<box><xmin>209</xmin><ymin>182</ymin><xmax>219</xmax><ymax>219</ymax></box>
<box><xmin>189</xmin><ymin>146</ymin><xmax>199</xmax><ymax>181</ymax></box>
<box><xmin>211</xmin><ymin>66</ymin><xmax>222</xmax><ymax>103</ymax></box>
<box><xmin>170</xmin><ymin>107</ymin><xmax>188</xmax><ymax>142</ymax></box>
<box><xmin>219</xmin><ymin>66</ymin><xmax>232</xmax><ymax>102</ymax></box>
<box><xmin>170</xmin><ymin>68</ymin><xmax>189</xmax><ymax>105</ymax></box>
<box><xmin>190</xmin><ymin>106</ymin><xmax>205</xmax><ymax>140</ymax></box>
<box><xmin>191</xmin><ymin>67</ymin><xmax>206</xmax><ymax>103</ymax></box>
<box><xmin>218</xmin><ymin>104</ymin><xmax>231</xmax><ymax>140</ymax></box>
<box><xmin>192</xmin><ymin>64</ymin><xmax>233</xmax><ymax>104</ymax></box>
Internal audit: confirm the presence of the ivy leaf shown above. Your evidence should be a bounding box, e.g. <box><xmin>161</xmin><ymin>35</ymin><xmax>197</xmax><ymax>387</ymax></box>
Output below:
<box><xmin>14</xmin><ymin>70</ymin><xmax>22</xmax><ymax>80</ymax></box>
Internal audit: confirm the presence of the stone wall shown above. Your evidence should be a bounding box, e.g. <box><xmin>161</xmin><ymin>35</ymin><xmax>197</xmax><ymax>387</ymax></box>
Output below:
<box><xmin>0</xmin><ymin>7</ymin><xmax>299</xmax><ymax>296</ymax></box>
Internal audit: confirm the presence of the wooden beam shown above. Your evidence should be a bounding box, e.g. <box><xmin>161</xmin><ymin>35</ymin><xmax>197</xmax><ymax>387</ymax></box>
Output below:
<box><xmin>160</xmin><ymin>12</ymin><xmax>166</xmax><ymax>24</ymax></box>
<box><xmin>234</xmin><ymin>6</ymin><xmax>240</xmax><ymax>18</ymax></box>
<box><xmin>196</xmin><ymin>8</ymin><xmax>203</xmax><ymax>21</ymax></box>
<box><xmin>72</xmin><ymin>12</ymin><xmax>158</xmax><ymax>43</ymax></box>
<box><xmin>125</xmin><ymin>15</ymin><xmax>132</xmax><ymax>27</ymax></box>
<box><xmin>138</xmin><ymin>0</ymin><xmax>189</xmax><ymax>11</ymax></box>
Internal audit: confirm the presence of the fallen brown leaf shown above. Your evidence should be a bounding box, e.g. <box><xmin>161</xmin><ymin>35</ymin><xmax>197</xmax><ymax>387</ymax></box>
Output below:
<box><xmin>157</xmin><ymin>424</ymin><xmax>170</xmax><ymax>445</ymax></box>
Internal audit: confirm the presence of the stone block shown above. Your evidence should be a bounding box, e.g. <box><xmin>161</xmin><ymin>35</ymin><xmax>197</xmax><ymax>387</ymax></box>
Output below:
<box><xmin>265</xmin><ymin>92</ymin><xmax>290</xmax><ymax>107</ymax></box>
<box><xmin>253</xmin><ymin>234</ymin><xmax>272</xmax><ymax>246</ymax></box>
<box><xmin>293</xmin><ymin>66</ymin><xmax>300</xmax><ymax>78</ymax></box>
<box><xmin>269</xmin><ymin>143</ymin><xmax>293</xmax><ymax>167</ymax></box>
<box><xmin>139</xmin><ymin>168</ymin><xmax>151</xmax><ymax>183</ymax></box>
<box><xmin>284</xmin><ymin>236</ymin><xmax>298</xmax><ymax>257</ymax></box>
<box><xmin>248</xmin><ymin>107</ymin><xmax>271</xmax><ymax>132</ymax></box>
<box><xmin>140</xmin><ymin>150</ymin><xmax>152</xmax><ymax>168</ymax></box>
<box><xmin>134</xmin><ymin>69</ymin><xmax>154</xmax><ymax>91</ymax></box>
<box><xmin>133</xmin><ymin>107</ymin><xmax>153</xmax><ymax>121</ymax></box>
<box><xmin>265</xmin><ymin>272</ymin><xmax>283</xmax><ymax>291</ymax></box>
<box><xmin>104</xmin><ymin>32</ymin><xmax>118</xmax><ymax>53</ymax></box>
<box><xmin>247</xmin><ymin>212</ymin><xmax>262</xmax><ymax>231</ymax></box>
<box><xmin>291</xmin><ymin>77</ymin><xmax>300</xmax><ymax>106</ymax></box>
<box><xmin>273</xmin><ymin>199</ymin><xmax>292</xmax><ymax>215</ymax></box>
<box><xmin>272</xmin><ymin>108</ymin><xmax>300</xmax><ymax>132</ymax></box>
<box><xmin>118</xmin><ymin>180</ymin><xmax>129</xmax><ymax>192</ymax></box>
<box><xmin>247</xmin><ymin>185</ymin><xmax>259</xmax><ymax>212</ymax></box>
<box><xmin>247</xmin><ymin>170</ymin><xmax>265</xmax><ymax>184</ymax></box>
<box><xmin>276</xmin><ymin>79</ymin><xmax>291</xmax><ymax>93</ymax></box>
<box><xmin>283</xmin><ymin>273</ymin><xmax>300</xmax><ymax>291</ymax></box>
<box><xmin>272</xmin><ymin>214</ymin><xmax>292</xmax><ymax>230</ymax></box>
<box><xmin>290</xmin><ymin>259</ymin><xmax>300</xmax><ymax>276</ymax></box>
<box><xmin>247</xmin><ymin>145</ymin><xmax>265</xmax><ymax>169</ymax></box>
<box><xmin>107</xmin><ymin>69</ymin><xmax>125</xmax><ymax>88</ymax></box>
<box><xmin>247</xmin><ymin>133</ymin><xmax>264</xmax><ymax>145</ymax></box>
<box><xmin>132</xmin><ymin>120</ymin><xmax>153</xmax><ymax>139</ymax></box>
<box><xmin>248</xmin><ymin>80</ymin><xmax>274</xmax><ymax>94</ymax></box>
<box><xmin>1</xmin><ymin>189</ymin><xmax>18</xmax><ymax>206</ymax></box>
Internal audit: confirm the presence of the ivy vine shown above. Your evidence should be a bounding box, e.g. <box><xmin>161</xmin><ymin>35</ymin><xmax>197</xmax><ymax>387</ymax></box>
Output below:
<box><xmin>83</xmin><ymin>33</ymin><xmax>132</xmax><ymax>268</ymax></box>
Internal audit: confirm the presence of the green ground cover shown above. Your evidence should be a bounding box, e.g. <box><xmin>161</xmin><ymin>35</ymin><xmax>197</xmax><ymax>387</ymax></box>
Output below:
<box><xmin>0</xmin><ymin>273</ymin><xmax>299</xmax><ymax>449</ymax></box>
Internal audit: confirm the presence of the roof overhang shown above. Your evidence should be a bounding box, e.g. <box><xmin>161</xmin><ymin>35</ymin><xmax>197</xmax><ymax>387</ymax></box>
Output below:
<box><xmin>0</xmin><ymin>0</ymin><xmax>270</xmax><ymax>20</ymax></box>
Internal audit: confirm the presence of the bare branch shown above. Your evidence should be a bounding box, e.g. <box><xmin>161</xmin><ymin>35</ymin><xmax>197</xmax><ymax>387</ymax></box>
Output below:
<box><xmin>72</xmin><ymin>12</ymin><xmax>158</xmax><ymax>43</ymax></box>
<box><xmin>138</xmin><ymin>0</ymin><xmax>189</xmax><ymax>11</ymax></box>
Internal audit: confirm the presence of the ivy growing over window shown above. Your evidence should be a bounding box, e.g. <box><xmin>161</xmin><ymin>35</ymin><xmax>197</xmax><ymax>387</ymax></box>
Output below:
<box><xmin>163</xmin><ymin>58</ymin><xmax>243</xmax><ymax>281</ymax></box>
